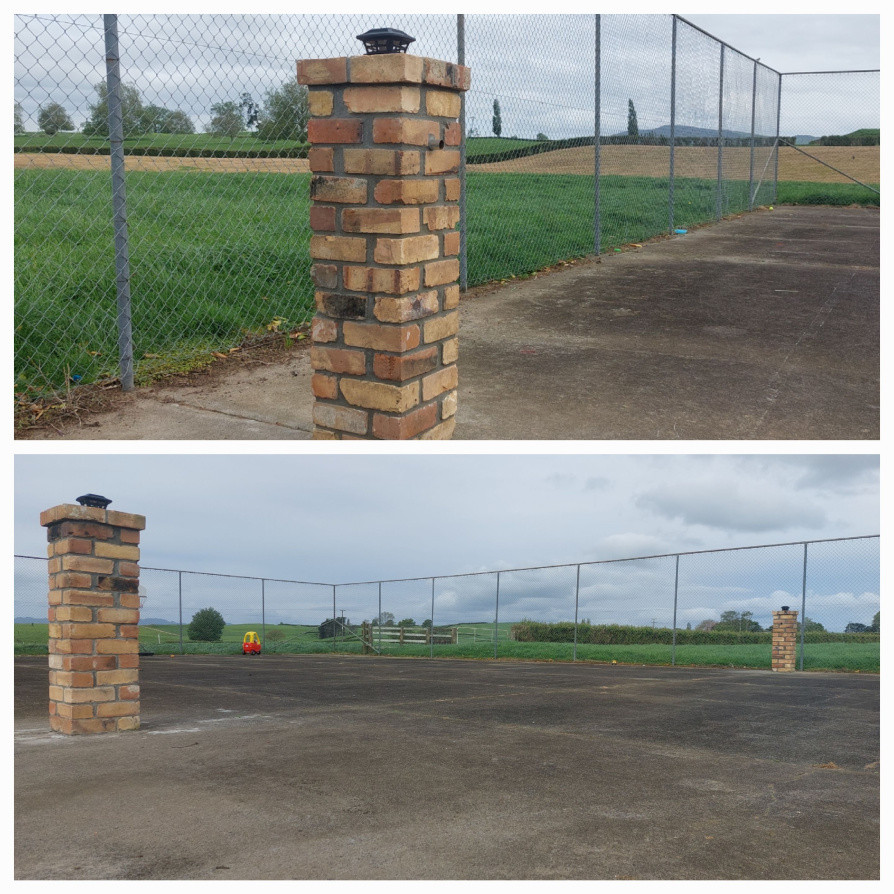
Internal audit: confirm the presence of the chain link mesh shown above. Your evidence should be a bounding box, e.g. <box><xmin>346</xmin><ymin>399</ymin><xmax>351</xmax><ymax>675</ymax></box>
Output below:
<box><xmin>14</xmin><ymin>14</ymin><xmax>879</xmax><ymax>399</ymax></box>
<box><xmin>15</xmin><ymin>535</ymin><xmax>880</xmax><ymax>669</ymax></box>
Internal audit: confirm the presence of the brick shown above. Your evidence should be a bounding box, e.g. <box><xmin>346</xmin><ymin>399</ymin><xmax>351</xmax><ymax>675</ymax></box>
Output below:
<box><xmin>424</xmin><ymin>258</ymin><xmax>460</xmax><ymax>287</ymax></box>
<box><xmin>373</xmin><ymin>118</ymin><xmax>439</xmax><ymax>147</ymax></box>
<box><xmin>373</xmin><ymin>346</ymin><xmax>439</xmax><ymax>381</ymax></box>
<box><xmin>49</xmin><ymin>638</ymin><xmax>93</xmax><ymax>655</ymax></box>
<box><xmin>96</xmin><ymin>608</ymin><xmax>139</xmax><ymax>624</ymax></box>
<box><xmin>118</xmin><ymin>561</ymin><xmax>140</xmax><ymax>578</ymax></box>
<box><xmin>55</xmin><ymin>702</ymin><xmax>95</xmax><ymax>720</ymax></box>
<box><xmin>309</xmin><ymin>205</ymin><xmax>337</xmax><ymax>232</ymax></box>
<box><xmin>96</xmin><ymin>639</ymin><xmax>139</xmax><ymax>654</ymax></box>
<box><xmin>64</xmin><ymin>655</ymin><xmax>117</xmax><ymax>672</ymax></box>
<box><xmin>372</xmin><ymin>402</ymin><xmax>439</xmax><ymax>439</ymax></box>
<box><xmin>41</xmin><ymin>504</ymin><xmax>106</xmax><ymax>527</ymax></box>
<box><xmin>444</xmin><ymin>178</ymin><xmax>461</xmax><ymax>201</ymax></box>
<box><xmin>424</xmin><ymin>205</ymin><xmax>460</xmax><ymax>231</ymax></box>
<box><xmin>444</xmin><ymin>122</ymin><xmax>462</xmax><ymax>146</ymax></box>
<box><xmin>49</xmin><ymin>685</ymin><xmax>64</xmax><ymax>702</ymax></box>
<box><xmin>443</xmin><ymin>284</ymin><xmax>461</xmax><ymax>309</ymax></box>
<box><xmin>343</xmin><ymin>207</ymin><xmax>420</xmax><ymax>235</ymax></box>
<box><xmin>422</xmin><ymin>364</ymin><xmax>458</xmax><ymax>401</ymax></box>
<box><xmin>308</xmin><ymin>146</ymin><xmax>335</xmax><ymax>172</ymax></box>
<box><xmin>96</xmin><ymin>574</ymin><xmax>138</xmax><ymax>593</ymax></box>
<box><xmin>312</xmin><ymin>316</ymin><xmax>339</xmax><ymax>343</ymax></box>
<box><xmin>62</xmin><ymin>622</ymin><xmax>116</xmax><ymax>639</ymax></box>
<box><xmin>313</xmin><ymin>403</ymin><xmax>369</xmax><ymax>436</ymax></box>
<box><xmin>310</xmin><ymin>235</ymin><xmax>368</xmax><ymax>262</ymax></box>
<box><xmin>311</xmin><ymin>345</ymin><xmax>367</xmax><ymax>376</ymax></box>
<box><xmin>48</xmin><ymin>557</ymin><xmax>61</xmax><ymax>574</ymax></box>
<box><xmin>48</xmin><ymin>622</ymin><xmax>63</xmax><ymax>639</ymax></box>
<box><xmin>311</xmin><ymin>373</ymin><xmax>339</xmax><ymax>400</ymax></box>
<box><xmin>442</xmin><ymin>337</ymin><xmax>459</xmax><ymax>364</ymax></box>
<box><xmin>118</xmin><ymin>654</ymin><xmax>140</xmax><ymax>669</ymax></box>
<box><xmin>374</xmin><ymin>291</ymin><xmax>440</xmax><ymax>323</ymax></box>
<box><xmin>344</xmin><ymin>266</ymin><xmax>421</xmax><ymax>295</ymax></box>
<box><xmin>308</xmin><ymin>118</ymin><xmax>362</xmax><ymax>144</ymax></box>
<box><xmin>120</xmin><ymin>528</ymin><xmax>141</xmax><ymax>544</ymax></box>
<box><xmin>297</xmin><ymin>57</ymin><xmax>348</xmax><ymax>86</ymax></box>
<box><xmin>116</xmin><ymin>716</ymin><xmax>140</xmax><ymax>731</ymax></box>
<box><xmin>312</xmin><ymin>430</ymin><xmax>338</xmax><ymax>440</ymax></box>
<box><xmin>94</xmin><ymin>542</ymin><xmax>139</xmax><ymax>561</ymax></box>
<box><xmin>442</xmin><ymin>389</ymin><xmax>458</xmax><ymax>419</ymax></box>
<box><xmin>119</xmin><ymin>625</ymin><xmax>140</xmax><ymax>639</ymax></box>
<box><xmin>48</xmin><ymin>590</ymin><xmax>63</xmax><ymax>605</ymax></box>
<box><xmin>119</xmin><ymin>685</ymin><xmax>141</xmax><ymax>701</ymax></box>
<box><xmin>343</xmin><ymin>321</ymin><xmax>420</xmax><ymax>352</ymax></box>
<box><xmin>374</xmin><ymin>179</ymin><xmax>439</xmax><ymax>205</ymax></box>
<box><xmin>53</xmin><ymin>537</ymin><xmax>92</xmax><ymax>556</ymax></box>
<box><xmin>426</xmin><ymin>90</ymin><xmax>462</xmax><ymax>118</ymax></box>
<box><xmin>423</xmin><ymin>59</ymin><xmax>471</xmax><ymax>91</ymax></box>
<box><xmin>105</xmin><ymin>510</ymin><xmax>146</xmax><ymax>531</ymax></box>
<box><xmin>53</xmin><ymin>571</ymin><xmax>93</xmax><ymax>590</ymax></box>
<box><xmin>350</xmin><ymin>53</ymin><xmax>424</xmax><ymax>85</ymax></box>
<box><xmin>443</xmin><ymin>231</ymin><xmax>460</xmax><ymax>256</ymax></box>
<box><xmin>50</xmin><ymin>670</ymin><xmax>95</xmax><ymax>688</ymax></box>
<box><xmin>55</xmin><ymin>520</ymin><xmax>114</xmax><ymax>540</ymax></box>
<box><xmin>311</xmin><ymin>176</ymin><xmax>368</xmax><ymax>204</ymax></box>
<box><xmin>61</xmin><ymin>556</ymin><xmax>114</xmax><ymax>574</ymax></box>
<box><xmin>64</xmin><ymin>686</ymin><xmax>116</xmax><ymax>704</ymax></box>
<box><xmin>343</xmin><ymin>148</ymin><xmax>420</xmax><ymax>176</ymax></box>
<box><xmin>424</xmin><ymin>310</ymin><xmax>460</xmax><ymax>343</ymax></box>
<box><xmin>311</xmin><ymin>264</ymin><xmax>339</xmax><ymax>290</ymax></box>
<box><xmin>307</xmin><ymin>89</ymin><xmax>334</xmax><ymax>116</ymax></box>
<box><xmin>340</xmin><ymin>379</ymin><xmax>419</xmax><ymax>414</ymax></box>
<box><xmin>344</xmin><ymin>86</ymin><xmax>420</xmax><ymax>114</ymax></box>
<box><xmin>53</xmin><ymin>606</ymin><xmax>93</xmax><ymax>623</ymax></box>
<box><xmin>96</xmin><ymin>701</ymin><xmax>140</xmax><ymax>718</ymax></box>
<box><xmin>374</xmin><ymin>234</ymin><xmax>440</xmax><ymax>265</ymax></box>
<box><xmin>119</xmin><ymin>594</ymin><xmax>140</xmax><ymax>609</ymax></box>
<box><xmin>425</xmin><ymin>150</ymin><xmax>460</xmax><ymax>175</ymax></box>
<box><xmin>418</xmin><ymin>417</ymin><xmax>456</xmax><ymax>440</ymax></box>
<box><xmin>62</xmin><ymin>590</ymin><xmax>113</xmax><ymax>607</ymax></box>
<box><xmin>315</xmin><ymin>292</ymin><xmax>367</xmax><ymax>320</ymax></box>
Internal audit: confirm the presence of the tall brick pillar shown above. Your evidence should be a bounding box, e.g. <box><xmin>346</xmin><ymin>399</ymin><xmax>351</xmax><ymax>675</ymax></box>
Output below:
<box><xmin>298</xmin><ymin>50</ymin><xmax>470</xmax><ymax>439</ymax></box>
<box><xmin>41</xmin><ymin>495</ymin><xmax>145</xmax><ymax>734</ymax></box>
<box><xmin>771</xmin><ymin>606</ymin><xmax>799</xmax><ymax>672</ymax></box>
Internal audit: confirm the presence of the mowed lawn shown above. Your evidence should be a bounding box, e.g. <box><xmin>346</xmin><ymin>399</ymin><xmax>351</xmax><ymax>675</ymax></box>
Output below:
<box><xmin>14</xmin><ymin>622</ymin><xmax>880</xmax><ymax>672</ymax></box>
<box><xmin>14</xmin><ymin>166</ymin><xmax>879</xmax><ymax>393</ymax></box>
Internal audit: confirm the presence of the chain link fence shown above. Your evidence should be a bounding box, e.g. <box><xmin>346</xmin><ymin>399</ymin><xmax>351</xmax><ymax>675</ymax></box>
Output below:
<box><xmin>15</xmin><ymin>534</ymin><xmax>879</xmax><ymax>670</ymax></box>
<box><xmin>14</xmin><ymin>14</ymin><xmax>879</xmax><ymax>400</ymax></box>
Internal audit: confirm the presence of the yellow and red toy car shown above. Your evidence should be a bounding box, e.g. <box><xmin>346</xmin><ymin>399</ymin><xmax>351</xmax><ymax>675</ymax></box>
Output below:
<box><xmin>242</xmin><ymin>631</ymin><xmax>261</xmax><ymax>655</ymax></box>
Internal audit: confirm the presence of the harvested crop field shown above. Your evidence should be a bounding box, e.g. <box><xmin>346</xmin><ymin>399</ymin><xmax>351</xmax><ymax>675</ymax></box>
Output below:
<box><xmin>14</xmin><ymin>144</ymin><xmax>879</xmax><ymax>183</ymax></box>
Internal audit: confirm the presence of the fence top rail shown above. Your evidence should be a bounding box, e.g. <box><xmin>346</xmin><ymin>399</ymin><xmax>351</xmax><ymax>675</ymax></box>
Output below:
<box><xmin>15</xmin><ymin>533</ymin><xmax>879</xmax><ymax>590</ymax></box>
<box><xmin>673</xmin><ymin>14</ymin><xmax>781</xmax><ymax>74</ymax></box>
<box><xmin>781</xmin><ymin>69</ymin><xmax>880</xmax><ymax>76</ymax></box>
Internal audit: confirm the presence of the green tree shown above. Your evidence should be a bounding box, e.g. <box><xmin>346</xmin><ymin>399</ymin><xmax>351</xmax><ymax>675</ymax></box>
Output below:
<box><xmin>187</xmin><ymin>607</ymin><xmax>226</xmax><ymax>642</ymax></box>
<box><xmin>397</xmin><ymin>618</ymin><xmax>415</xmax><ymax>628</ymax></box>
<box><xmin>845</xmin><ymin>622</ymin><xmax>869</xmax><ymax>634</ymax></box>
<box><xmin>208</xmin><ymin>100</ymin><xmax>244</xmax><ymax>138</ymax></box>
<box><xmin>38</xmin><ymin>101</ymin><xmax>75</xmax><ymax>136</ymax></box>
<box><xmin>492</xmin><ymin>98</ymin><xmax>502</xmax><ymax>137</ymax></box>
<box><xmin>870</xmin><ymin>611</ymin><xmax>880</xmax><ymax>633</ymax></box>
<box><xmin>536</xmin><ymin>131</ymin><xmax>548</xmax><ymax>141</ymax></box>
<box><xmin>140</xmin><ymin>105</ymin><xmax>194</xmax><ymax>134</ymax></box>
<box><xmin>801</xmin><ymin>616</ymin><xmax>825</xmax><ymax>632</ymax></box>
<box><xmin>627</xmin><ymin>98</ymin><xmax>639</xmax><ymax>141</ymax></box>
<box><xmin>82</xmin><ymin>82</ymin><xmax>146</xmax><ymax>138</ymax></box>
<box><xmin>715</xmin><ymin>610</ymin><xmax>762</xmax><ymax>633</ymax></box>
<box><xmin>421</xmin><ymin>619</ymin><xmax>433</xmax><ymax>628</ymax></box>
<box><xmin>256</xmin><ymin>81</ymin><xmax>309</xmax><ymax>142</ymax></box>
<box><xmin>14</xmin><ymin>101</ymin><xmax>25</xmax><ymax>134</ymax></box>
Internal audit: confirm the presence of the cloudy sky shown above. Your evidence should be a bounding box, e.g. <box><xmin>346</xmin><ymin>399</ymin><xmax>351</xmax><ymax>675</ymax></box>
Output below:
<box><xmin>14</xmin><ymin>11</ymin><xmax>879</xmax><ymax>139</ymax></box>
<box><xmin>14</xmin><ymin>454</ymin><xmax>879</xmax><ymax>631</ymax></box>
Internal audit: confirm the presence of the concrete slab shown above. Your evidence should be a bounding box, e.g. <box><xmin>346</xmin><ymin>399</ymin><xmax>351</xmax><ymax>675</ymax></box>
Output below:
<box><xmin>14</xmin><ymin>655</ymin><xmax>879</xmax><ymax>880</ymax></box>
<box><xmin>18</xmin><ymin>205</ymin><xmax>878</xmax><ymax>441</ymax></box>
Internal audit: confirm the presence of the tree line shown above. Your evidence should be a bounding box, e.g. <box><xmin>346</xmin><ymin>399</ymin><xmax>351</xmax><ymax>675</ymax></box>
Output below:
<box><xmin>14</xmin><ymin>80</ymin><xmax>309</xmax><ymax>141</ymax></box>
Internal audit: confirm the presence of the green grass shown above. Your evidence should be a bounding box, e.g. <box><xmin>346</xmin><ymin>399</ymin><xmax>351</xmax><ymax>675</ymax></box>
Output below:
<box><xmin>14</xmin><ymin>166</ymin><xmax>879</xmax><ymax>394</ymax></box>
<box><xmin>15</xmin><ymin>132</ymin><xmax>307</xmax><ymax>155</ymax></box>
<box><xmin>465</xmin><ymin>137</ymin><xmax>544</xmax><ymax>157</ymax></box>
<box><xmin>14</xmin><ymin>622</ymin><xmax>879</xmax><ymax>671</ymax></box>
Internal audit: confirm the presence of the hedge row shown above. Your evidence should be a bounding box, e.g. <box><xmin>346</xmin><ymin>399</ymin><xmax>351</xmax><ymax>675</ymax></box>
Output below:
<box><xmin>510</xmin><ymin>622</ymin><xmax>880</xmax><ymax>646</ymax></box>
<box><xmin>14</xmin><ymin>145</ymin><xmax>310</xmax><ymax>159</ymax></box>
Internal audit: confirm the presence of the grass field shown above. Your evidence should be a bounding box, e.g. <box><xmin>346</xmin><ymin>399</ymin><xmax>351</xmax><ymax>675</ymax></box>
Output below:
<box><xmin>14</xmin><ymin>163</ymin><xmax>879</xmax><ymax>394</ymax></box>
<box><xmin>14</xmin><ymin>621</ymin><xmax>880</xmax><ymax>671</ymax></box>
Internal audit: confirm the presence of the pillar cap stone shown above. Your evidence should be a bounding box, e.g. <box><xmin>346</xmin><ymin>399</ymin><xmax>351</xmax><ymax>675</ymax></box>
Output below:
<box><xmin>40</xmin><ymin>503</ymin><xmax>146</xmax><ymax>531</ymax></box>
<box><xmin>298</xmin><ymin>54</ymin><xmax>470</xmax><ymax>91</ymax></box>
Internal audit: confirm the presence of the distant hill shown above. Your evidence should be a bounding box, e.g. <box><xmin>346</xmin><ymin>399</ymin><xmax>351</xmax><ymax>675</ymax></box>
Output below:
<box><xmin>140</xmin><ymin>617</ymin><xmax>178</xmax><ymax>626</ymax></box>
<box><xmin>15</xmin><ymin>617</ymin><xmax>45</xmax><ymax>624</ymax></box>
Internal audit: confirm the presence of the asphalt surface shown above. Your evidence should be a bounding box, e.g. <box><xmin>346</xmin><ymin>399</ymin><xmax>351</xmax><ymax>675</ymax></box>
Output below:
<box><xmin>21</xmin><ymin>204</ymin><xmax>879</xmax><ymax>441</ymax></box>
<box><xmin>15</xmin><ymin>654</ymin><xmax>880</xmax><ymax>880</ymax></box>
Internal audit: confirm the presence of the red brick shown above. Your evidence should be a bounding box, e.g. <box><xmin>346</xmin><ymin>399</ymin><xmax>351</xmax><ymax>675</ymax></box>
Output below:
<box><xmin>310</xmin><ymin>234</ymin><xmax>368</xmax><ymax>262</ymax></box>
<box><xmin>374</xmin><ymin>235</ymin><xmax>439</xmax><ymax>265</ymax></box>
<box><xmin>343</xmin><ymin>321</ymin><xmax>420</xmax><ymax>352</ymax></box>
<box><xmin>444</xmin><ymin>178</ymin><xmax>461</xmax><ymax>201</ymax></box>
<box><xmin>56</xmin><ymin>521</ymin><xmax>114</xmax><ymax>540</ymax></box>
<box><xmin>118</xmin><ymin>561</ymin><xmax>140</xmax><ymax>578</ymax></box>
<box><xmin>53</xmin><ymin>537</ymin><xmax>93</xmax><ymax>556</ymax></box>
<box><xmin>372</xmin><ymin>402</ymin><xmax>439</xmax><ymax>439</ymax></box>
<box><xmin>343</xmin><ymin>266</ymin><xmax>420</xmax><ymax>295</ymax></box>
<box><xmin>297</xmin><ymin>57</ymin><xmax>348</xmax><ymax>86</ymax></box>
<box><xmin>307</xmin><ymin>89</ymin><xmax>334</xmax><ymax>116</ymax></box>
<box><xmin>63</xmin><ymin>655</ymin><xmax>117</xmax><ymax>672</ymax></box>
<box><xmin>119</xmin><ymin>528</ymin><xmax>141</xmax><ymax>544</ymax></box>
<box><xmin>373</xmin><ymin>118</ymin><xmax>439</xmax><ymax>147</ymax></box>
<box><xmin>374</xmin><ymin>179</ymin><xmax>439</xmax><ymax>205</ymax></box>
<box><xmin>343</xmin><ymin>207</ymin><xmax>421</xmax><ymax>235</ymax></box>
<box><xmin>373</xmin><ymin>291</ymin><xmax>439</xmax><ymax>323</ymax></box>
<box><xmin>310</xmin><ymin>205</ymin><xmax>337</xmax><ymax>232</ymax></box>
<box><xmin>350</xmin><ymin>54</ymin><xmax>424</xmax><ymax>85</ymax></box>
<box><xmin>339</xmin><ymin>378</ymin><xmax>419</xmax><ymax>413</ymax></box>
<box><xmin>311</xmin><ymin>316</ymin><xmax>339</xmax><ymax>343</ymax></box>
<box><xmin>311</xmin><ymin>345</ymin><xmax>367</xmax><ymax>376</ymax></box>
<box><xmin>343</xmin><ymin>148</ymin><xmax>420</xmax><ymax>176</ymax></box>
<box><xmin>311</xmin><ymin>176</ymin><xmax>368</xmax><ymax>205</ymax></box>
<box><xmin>373</xmin><ymin>346</ymin><xmax>439</xmax><ymax>381</ymax></box>
<box><xmin>443</xmin><ymin>231</ymin><xmax>460</xmax><ymax>256</ymax></box>
<box><xmin>344</xmin><ymin>86</ymin><xmax>420</xmax><ymax>114</ymax></box>
<box><xmin>308</xmin><ymin>146</ymin><xmax>335</xmax><ymax>172</ymax></box>
<box><xmin>425</xmin><ymin>150</ymin><xmax>460</xmax><ymax>175</ymax></box>
<box><xmin>311</xmin><ymin>373</ymin><xmax>339</xmax><ymax>400</ymax></box>
<box><xmin>422</xmin><ymin>364</ymin><xmax>458</xmax><ymax>401</ymax></box>
<box><xmin>444</xmin><ymin>122</ymin><xmax>462</xmax><ymax>146</ymax></box>
<box><xmin>423</xmin><ymin>59</ymin><xmax>471</xmax><ymax>91</ymax></box>
<box><xmin>312</xmin><ymin>403</ymin><xmax>369</xmax><ymax>436</ymax></box>
<box><xmin>308</xmin><ymin>118</ymin><xmax>362</xmax><ymax>144</ymax></box>
<box><xmin>424</xmin><ymin>258</ymin><xmax>460</xmax><ymax>287</ymax></box>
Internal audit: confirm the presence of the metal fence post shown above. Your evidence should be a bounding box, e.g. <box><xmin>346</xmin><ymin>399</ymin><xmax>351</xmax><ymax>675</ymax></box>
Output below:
<box><xmin>261</xmin><ymin>578</ymin><xmax>266</xmax><ymax>649</ymax></box>
<box><xmin>668</xmin><ymin>15</ymin><xmax>677</xmax><ymax>234</ymax></box>
<box><xmin>573</xmin><ymin>564</ymin><xmax>580</xmax><ymax>662</ymax></box>
<box><xmin>671</xmin><ymin>554</ymin><xmax>680</xmax><ymax>666</ymax></box>
<box><xmin>716</xmin><ymin>43</ymin><xmax>725</xmax><ymax>220</ymax></box>
<box><xmin>430</xmin><ymin>577</ymin><xmax>436</xmax><ymax>659</ymax></box>
<box><xmin>332</xmin><ymin>584</ymin><xmax>337</xmax><ymax>652</ymax></box>
<box><xmin>748</xmin><ymin>58</ymin><xmax>758</xmax><ymax>210</ymax></box>
<box><xmin>594</xmin><ymin>14</ymin><xmax>601</xmax><ymax>256</ymax></box>
<box><xmin>178</xmin><ymin>570</ymin><xmax>183</xmax><ymax>654</ymax></box>
<box><xmin>102</xmin><ymin>14</ymin><xmax>134</xmax><ymax>392</ymax></box>
<box><xmin>799</xmin><ymin>542</ymin><xmax>808</xmax><ymax>670</ymax></box>
<box><xmin>377</xmin><ymin>581</ymin><xmax>382</xmax><ymax>651</ymax></box>
<box><xmin>457</xmin><ymin>14</ymin><xmax>468</xmax><ymax>291</ymax></box>
<box><xmin>494</xmin><ymin>571</ymin><xmax>500</xmax><ymax>660</ymax></box>
<box><xmin>774</xmin><ymin>72</ymin><xmax>782</xmax><ymax>204</ymax></box>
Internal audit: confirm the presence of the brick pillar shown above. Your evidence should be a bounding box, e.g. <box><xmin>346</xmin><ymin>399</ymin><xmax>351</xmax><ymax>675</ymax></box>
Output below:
<box><xmin>41</xmin><ymin>498</ymin><xmax>145</xmax><ymax>734</ymax></box>
<box><xmin>771</xmin><ymin>606</ymin><xmax>799</xmax><ymax>672</ymax></box>
<box><xmin>298</xmin><ymin>52</ymin><xmax>471</xmax><ymax>440</ymax></box>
